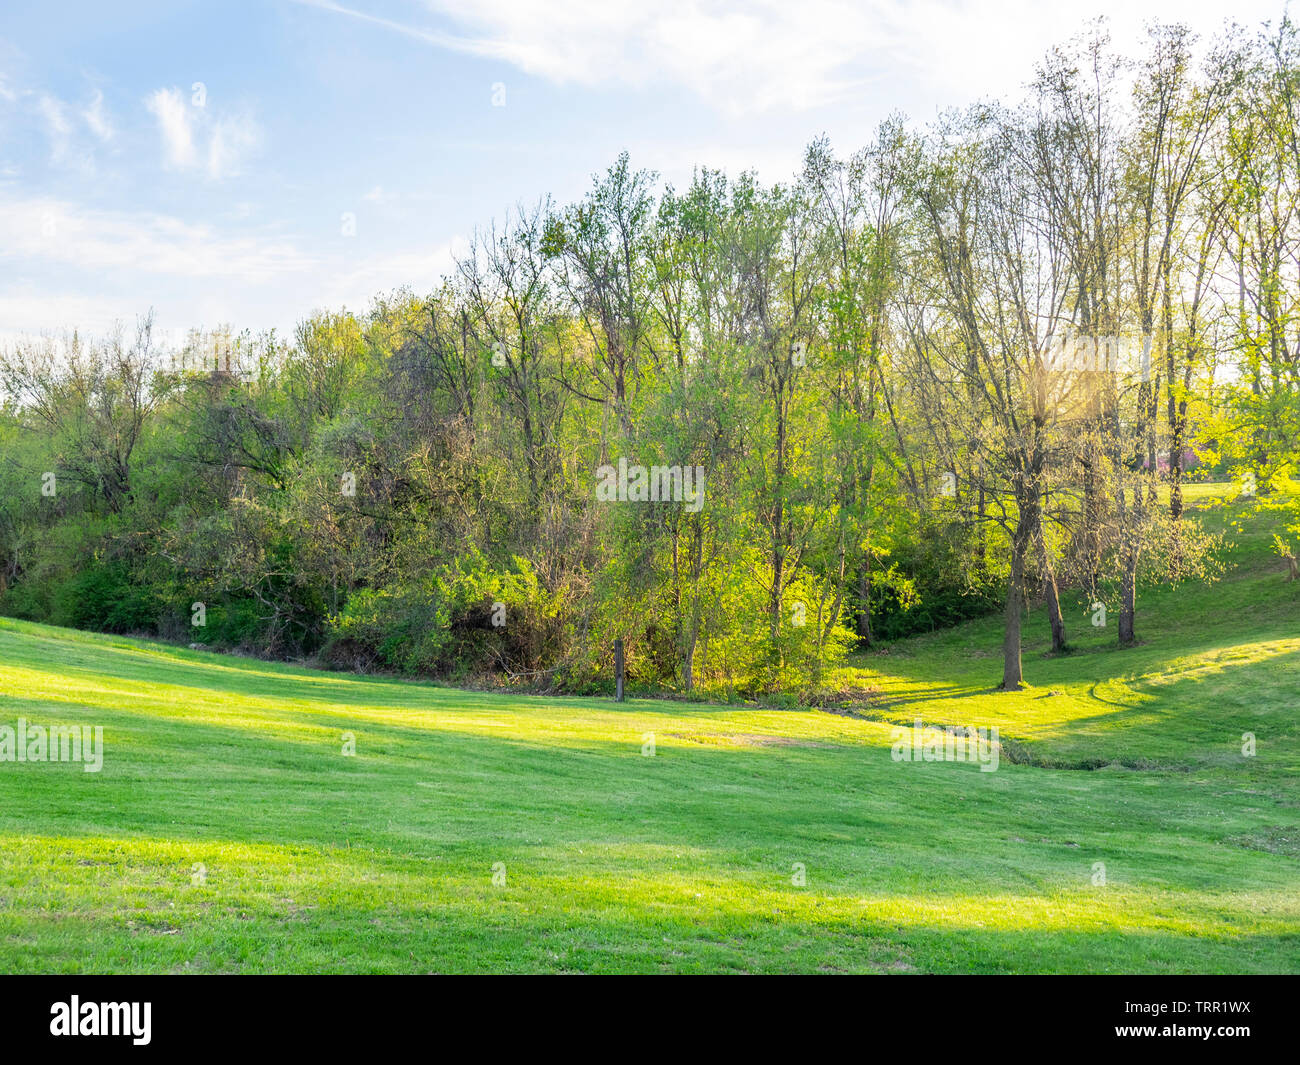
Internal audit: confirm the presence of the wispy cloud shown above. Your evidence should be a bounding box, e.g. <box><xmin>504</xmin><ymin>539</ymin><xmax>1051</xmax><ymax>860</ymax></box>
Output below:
<box><xmin>145</xmin><ymin>86</ymin><xmax>260</xmax><ymax>179</ymax></box>
<box><xmin>293</xmin><ymin>0</ymin><xmax>1263</xmax><ymax>119</ymax></box>
<box><xmin>0</xmin><ymin>193</ymin><xmax>463</xmax><ymax>336</ymax></box>
<box><xmin>82</xmin><ymin>88</ymin><xmax>114</xmax><ymax>142</ymax></box>
<box><xmin>429</xmin><ymin>0</ymin><xmax>884</xmax><ymax>115</ymax></box>
<box><xmin>31</xmin><ymin>89</ymin><xmax>111</xmax><ymax>176</ymax></box>
<box><xmin>145</xmin><ymin>87</ymin><xmax>197</xmax><ymax>168</ymax></box>
<box><xmin>36</xmin><ymin>94</ymin><xmax>74</xmax><ymax>165</ymax></box>
<box><xmin>0</xmin><ymin>195</ymin><xmax>315</xmax><ymax>281</ymax></box>
<box><xmin>295</xmin><ymin>0</ymin><xmax>883</xmax><ymax>116</ymax></box>
<box><xmin>289</xmin><ymin>0</ymin><xmax>495</xmax><ymax>55</ymax></box>
<box><xmin>208</xmin><ymin>112</ymin><xmax>260</xmax><ymax>179</ymax></box>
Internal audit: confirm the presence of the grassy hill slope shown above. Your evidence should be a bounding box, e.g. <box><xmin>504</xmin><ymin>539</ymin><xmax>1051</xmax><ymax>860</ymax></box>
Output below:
<box><xmin>0</xmin><ymin>488</ymin><xmax>1296</xmax><ymax>973</ymax></box>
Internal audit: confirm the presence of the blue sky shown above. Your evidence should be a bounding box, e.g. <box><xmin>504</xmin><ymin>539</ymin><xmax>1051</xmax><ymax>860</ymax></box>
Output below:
<box><xmin>0</xmin><ymin>0</ymin><xmax>1289</xmax><ymax>344</ymax></box>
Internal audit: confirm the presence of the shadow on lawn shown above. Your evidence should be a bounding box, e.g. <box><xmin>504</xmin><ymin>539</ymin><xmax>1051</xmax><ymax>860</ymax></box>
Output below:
<box><xmin>5</xmin><ymin>832</ymin><xmax>1297</xmax><ymax>973</ymax></box>
<box><xmin>2</xmin><ymin>621</ymin><xmax>820</xmax><ymax>720</ymax></box>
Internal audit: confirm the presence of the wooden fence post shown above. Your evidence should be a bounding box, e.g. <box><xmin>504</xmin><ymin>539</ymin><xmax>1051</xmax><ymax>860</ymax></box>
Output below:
<box><xmin>614</xmin><ymin>638</ymin><xmax>625</xmax><ymax>702</ymax></box>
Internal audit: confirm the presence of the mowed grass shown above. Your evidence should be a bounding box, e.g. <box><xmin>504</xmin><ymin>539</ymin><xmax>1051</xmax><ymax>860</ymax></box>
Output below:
<box><xmin>0</xmin><ymin>485</ymin><xmax>1297</xmax><ymax>973</ymax></box>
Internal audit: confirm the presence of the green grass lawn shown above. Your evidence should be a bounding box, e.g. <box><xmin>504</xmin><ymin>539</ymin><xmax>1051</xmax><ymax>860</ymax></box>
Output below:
<box><xmin>0</xmin><ymin>485</ymin><xmax>1297</xmax><ymax>973</ymax></box>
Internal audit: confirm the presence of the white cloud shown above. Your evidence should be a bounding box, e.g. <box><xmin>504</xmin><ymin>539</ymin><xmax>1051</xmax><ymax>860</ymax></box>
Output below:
<box><xmin>82</xmin><ymin>88</ymin><xmax>113</xmax><ymax>142</ymax></box>
<box><xmin>29</xmin><ymin>88</ymin><xmax>116</xmax><ymax>172</ymax></box>
<box><xmin>429</xmin><ymin>0</ymin><xmax>887</xmax><ymax>114</ymax></box>
<box><xmin>208</xmin><ymin>112</ymin><xmax>260</xmax><ymax>179</ymax></box>
<box><xmin>31</xmin><ymin>91</ymin><xmax>102</xmax><ymax>175</ymax></box>
<box><xmin>36</xmin><ymin>94</ymin><xmax>74</xmax><ymax>163</ymax></box>
<box><xmin>298</xmin><ymin>0</ymin><xmax>1286</xmax><ymax>118</ymax></box>
<box><xmin>300</xmin><ymin>0</ymin><xmax>881</xmax><ymax>116</ymax></box>
<box><xmin>145</xmin><ymin>87</ymin><xmax>197</xmax><ymax>169</ymax></box>
<box><xmin>0</xmin><ymin>195</ymin><xmax>316</xmax><ymax>281</ymax></box>
<box><xmin>145</xmin><ymin>86</ymin><xmax>259</xmax><ymax>178</ymax></box>
<box><xmin>0</xmin><ymin>192</ymin><xmax>465</xmax><ymax>336</ymax></box>
<box><xmin>428</xmin><ymin>0</ymin><xmax>1285</xmax><ymax>114</ymax></box>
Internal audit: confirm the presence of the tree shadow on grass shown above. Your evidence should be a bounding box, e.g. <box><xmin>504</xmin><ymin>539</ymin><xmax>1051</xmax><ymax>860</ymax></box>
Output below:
<box><xmin>4</xmin><ymin>836</ymin><xmax>1296</xmax><ymax>972</ymax></box>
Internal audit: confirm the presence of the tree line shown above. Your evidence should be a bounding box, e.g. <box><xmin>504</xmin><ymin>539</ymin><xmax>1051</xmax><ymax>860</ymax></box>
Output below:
<box><xmin>2</xmin><ymin>18</ymin><xmax>1298</xmax><ymax>695</ymax></box>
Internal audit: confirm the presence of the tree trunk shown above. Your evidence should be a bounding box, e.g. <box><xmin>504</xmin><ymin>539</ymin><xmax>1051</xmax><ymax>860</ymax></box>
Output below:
<box><xmin>1118</xmin><ymin>557</ymin><xmax>1137</xmax><ymax>646</ymax></box>
<box><xmin>1036</xmin><ymin>495</ymin><xmax>1066</xmax><ymax>654</ymax></box>
<box><xmin>856</xmin><ymin>554</ymin><xmax>873</xmax><ymax>646</ymax></box>
<box><xmin>767</xmin><ymin>369</ymin><xmax>788</xmax><ymax>656</ymax></box>
<box><xmin>1001</xmin><ymin>545</ymin><xmax>1026</xmax><ymax>691</ymax></box>
<box><xmin>1001</xmin><ymin>501</ymin><xmax>1035</xmax><ymax>691</ymax></box>
<box><xmin>1082</xmin><ymin>413</ymin><xmax>1103</xmax><ymax>596</ymax></box>
<box><xmin>1044</xmin><ymin>569</ymin><xmax>1066</xmax><ymax>654</ymax></box>
<box><xmin>1169</xmin><ymin>394</ymin><xmax>1185</xmax><ymax>521</ymax></box>
<box><xmin>681</xmin><ymin>521</ymin><xmax>705</xmax><ymax>693</ymax></box>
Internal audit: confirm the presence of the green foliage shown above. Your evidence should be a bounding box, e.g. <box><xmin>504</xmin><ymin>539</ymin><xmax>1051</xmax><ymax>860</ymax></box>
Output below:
<box><xmin>1261</xmin><ymin>466</ymin><xmax>1300</xmax><ymax>573</ymax></box>
<box><xmin>51</xmin><ymin>561</ymin><xmax>161</xmax><ymax>633</ymax></box>
<box><xmin>325</xmin><ymin>552</ymin><xmax>567</xmax><ymax>681</ymax></box>
<box><xmin>4</xmin><ymin>20</ymin><xmax>1300</xmax><ymax>692</ymax></box>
